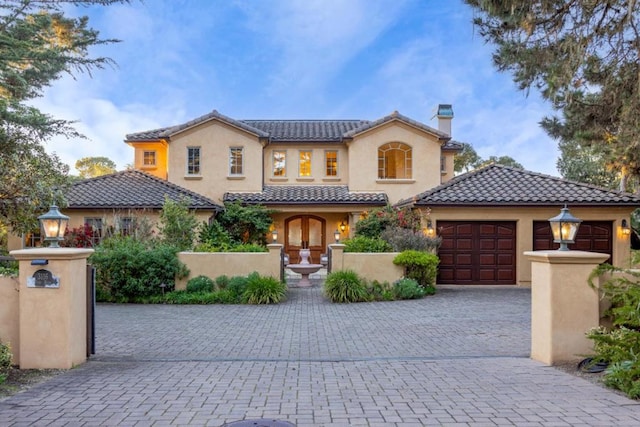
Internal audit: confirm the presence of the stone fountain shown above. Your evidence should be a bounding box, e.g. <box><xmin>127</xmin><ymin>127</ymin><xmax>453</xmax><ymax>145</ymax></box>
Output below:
<box><xmin>286</xmin><ymin>248</ymin><xmax>323</xmax><ymax>287</ymax></box>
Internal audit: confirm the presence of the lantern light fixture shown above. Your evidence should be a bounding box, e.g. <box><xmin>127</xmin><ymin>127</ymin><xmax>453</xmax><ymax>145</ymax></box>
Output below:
<box><xmin>271</xmin><ymin>228</ymin><xmax>278</xmax><ymax>243</ymax></box>
<box><xmin>426</xmin><ymin>220</ymin><xmax>435</xmax><ymax>236</ymax></box>
<box><xmin>548</xmin><ymin>205</ymin><xmax>582</xmax><ymax>251</ymax></box>
<box><xmin>621</xmin><ymin>219</ymin><xmax>631</xmax><ymax>235</ymax></box>
<box><xmin>340</xmin><ymin>221</ymin><xmax>346</xmax><ymax>233</ymax></box>
<box><xmin>38</xmin><ymin>205</ymin><xmax>69</xmax><ymax>248</ymax></box>
<box><xmin>334</xmin><ymin>229</ymin><xmax>341</xmax><ymax>243</ymax></box>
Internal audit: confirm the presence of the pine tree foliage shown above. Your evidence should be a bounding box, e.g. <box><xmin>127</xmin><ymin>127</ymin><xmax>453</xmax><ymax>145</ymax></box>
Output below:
<box><xmin>465</xmin><ymin>0</ymin><xmax>640</xmax><ymax>190</ymax></box>
<box><xmin>0</xmin><ymin>0</ymin><xmax>127</xmax><ymax>233</ymax></box>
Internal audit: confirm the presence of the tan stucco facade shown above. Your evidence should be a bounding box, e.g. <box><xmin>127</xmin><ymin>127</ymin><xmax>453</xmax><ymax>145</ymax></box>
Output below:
<box><xmin>424</xmin><ymin>205</ymin><xmax>636</xmax><ymax>286</ymax></box>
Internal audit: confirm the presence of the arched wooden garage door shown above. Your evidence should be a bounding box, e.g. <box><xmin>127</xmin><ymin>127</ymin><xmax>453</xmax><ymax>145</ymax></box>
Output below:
<box><xmin>437</xmin><ymin>221</ymin><xmax>517</xmax><ymax>285</ymax></box>
<box><xmin>533</xmin><ymin>221</ymin><xmax>612</xmax><ymax>261</ymax></box>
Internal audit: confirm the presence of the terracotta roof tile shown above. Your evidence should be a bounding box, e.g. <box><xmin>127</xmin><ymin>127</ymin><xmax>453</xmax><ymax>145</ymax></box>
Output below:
<box><xmin>402</xmin><ymin>164</ymin><xmax>640</xmax><ymax>207</ymax></box>
<box><xmin>224</xmin><ymin>186</ymin><xmax>388</xmax><ymax>205</ymax></box>
<box><xmin>66</xmin><ymin>170</ymin><xmax>222</xmax><ymax>210</ymax></box>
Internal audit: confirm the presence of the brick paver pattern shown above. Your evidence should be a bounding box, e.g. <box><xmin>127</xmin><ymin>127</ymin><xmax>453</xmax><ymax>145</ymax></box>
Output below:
<box><xmin>1</xmin><ymin>286</ymin><xmax>639</xmax><ymax>426</ymax></box>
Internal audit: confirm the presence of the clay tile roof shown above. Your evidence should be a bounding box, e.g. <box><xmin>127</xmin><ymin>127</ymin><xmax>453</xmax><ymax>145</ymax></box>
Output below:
<box><xmin>343</xmin><ymin>110</ymin><xmax>450</xmax><ymax>140</ymax></box>
<box><xmin>66</xmin><ymin>170</ymin><xmax>223</xmax><ymax>210</ymax></box>
<box><xmin>401</xmin><ymin>164</ymin><xmax>640</xmax><ymax>207</ymax></box>
<box><xmin>223</xmin><ymin>185</ymin><xmax>388</xmax><ymax>206</ymax></box>
<box><xmin>239</xmin><ymin>120</ymin><xmax>369</xmax><ymax>142</ymax></box>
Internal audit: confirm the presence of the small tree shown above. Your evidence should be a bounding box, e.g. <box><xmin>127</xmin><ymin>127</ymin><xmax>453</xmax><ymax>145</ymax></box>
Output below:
<box><xmin>215</xmin><ymin>201</ymin><xmax>273</xmax><ymax>245</ymax></box>
<box><xmin>158</xmin><ymin>196</ymin><xmax>198</xmax><ymax>251</ymax></box>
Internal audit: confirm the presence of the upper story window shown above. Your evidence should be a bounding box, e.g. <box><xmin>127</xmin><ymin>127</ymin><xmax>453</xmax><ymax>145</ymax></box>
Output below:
<box><xmin>273</xmin><ymin>150</ymin><xmax>286</xmax><ymax>176</ymax></box>
<box><xmin>187</xmin><ymin>147</ymin><xmax>201</xmax><ymax>175</ymax></box>
<box><xmin>299</xmin><ymin>150</ymin><xmax>312</xmax><ymax>177</ymax></box>
<box><xmin>143</xmin><ymin>150</ymin><xmax>156</xmax><ymax>167</ymax></box>
<box><xmin>229</xmin><ymin>147</ymin><xmax>244</xmax><ymax>175</ymax></box>
<box><xmin>325</xmin><ymin>150</ymin><xmax>338</xmax><ymax>176</ymax></box>
<box><xmin>440</xmin><ymin>155</ymin><xmax>446</xmax><ymax>173</ymax></box>
<box><xmin>378</xmin><ymin>142</ymin><xmax>412</xmax><ymax>179</ymax></box>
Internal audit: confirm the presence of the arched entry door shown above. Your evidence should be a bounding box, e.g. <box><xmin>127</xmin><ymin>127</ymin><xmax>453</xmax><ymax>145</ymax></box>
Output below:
<box><xmin>285</xmin><ymin>215</ymin><xmax>326</xmax><ymax>264</ymax></box>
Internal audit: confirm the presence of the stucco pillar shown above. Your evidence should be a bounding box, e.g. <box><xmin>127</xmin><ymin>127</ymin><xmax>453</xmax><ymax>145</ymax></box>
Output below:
<box><xmin>10</xmin><ymin>248</ymin><xmax>94</xmax><ymax>369</ymax></box>
<box><xmin>328</xmin><ymin>244</ymin><xmax>345</xmax><ymax>273</ymax></box>
<box><xmin>524</xmin><ymin>250</ymin><xmax>609</xmax><ymax>365</ymax></box>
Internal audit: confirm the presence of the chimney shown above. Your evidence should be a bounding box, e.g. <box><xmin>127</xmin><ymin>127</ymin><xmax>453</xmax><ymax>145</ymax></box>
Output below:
<box><xmin>436</xmin><ymin>104</ymin><xmax>453</xmax><ymax>136</ymax></box>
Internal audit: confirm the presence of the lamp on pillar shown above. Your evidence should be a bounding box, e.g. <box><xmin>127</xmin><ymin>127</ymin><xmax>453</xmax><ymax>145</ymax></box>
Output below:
<box><xmin>271</xmin><ymin>228</ymin><xmax>278</xmax><ymax>243</ymax></box>
<box><xmin>38</xmin><ymin>205</ymin><xmax>69</xmax><ymax>248</ymax></box>
<box><xmin>548</xmin><ymin>205</ymin><xmax>582</xmax><ymax>251</ymax></box>
<box><xmin>334</xmin><ymin>229</ymin><xmax>341</xmax><ymax>243</ymax></box>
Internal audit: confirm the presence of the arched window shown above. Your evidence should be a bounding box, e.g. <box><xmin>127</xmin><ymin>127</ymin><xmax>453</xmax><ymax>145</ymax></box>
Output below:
<box><xmin>378</xmin><ymin>142</ymin><xmax>412</xmax><ymax>179</ymax></box>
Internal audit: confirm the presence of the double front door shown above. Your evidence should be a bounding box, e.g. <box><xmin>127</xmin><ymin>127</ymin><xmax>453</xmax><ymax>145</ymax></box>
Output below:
<box><xmin>285</xmin><ymin>215</ymin><xmax>326</xmax><ymax>264</ymax></box>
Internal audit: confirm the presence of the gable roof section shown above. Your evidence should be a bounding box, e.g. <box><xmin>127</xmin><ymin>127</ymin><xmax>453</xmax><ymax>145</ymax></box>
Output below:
<box><xmin>401</xmin><ymin>164</ymin><xmax>640</xmax><ymax>207</ymax></box>
<box><xmin>66</xmin><ymin>170</ymin><xmax>223</xmax><ymax>210</ymax></box>
<box><xmin>224</xmin><ymin>185</ymin><xmax>388</xmax><ymax>206</ymax></box>
<box><xmin>125</xmin><ymin>110</ymin><xmax>269</xmax><ymax>141</ymax></box>
<box><xmin>125</xmin><ymin>109</ymin><xmax>459</xmax><ymax>148</ymax></box>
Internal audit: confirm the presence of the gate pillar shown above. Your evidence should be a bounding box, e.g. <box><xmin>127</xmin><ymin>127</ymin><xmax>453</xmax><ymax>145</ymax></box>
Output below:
<box><xmin>10</xmin><ymin>248</ymin><xmax>94</xmax><ymax>369</ymax></box>
<box><xmin>524</xmin><ymin>250</ymin><xmax>609</xmax><ymax>365</ymax></box>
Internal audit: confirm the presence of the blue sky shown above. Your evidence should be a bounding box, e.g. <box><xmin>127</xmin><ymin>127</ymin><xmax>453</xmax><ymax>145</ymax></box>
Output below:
<box><xmin>35</xmin><ymin>0</ymin><xmax>560</xmax><ymax>176</ymax></box>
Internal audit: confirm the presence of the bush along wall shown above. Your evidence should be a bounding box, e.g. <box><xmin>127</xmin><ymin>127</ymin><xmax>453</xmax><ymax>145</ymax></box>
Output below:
<box><xmin>393</xmin><ymin>250</ymin><xmax>439</xmax><ymax>292</ymax></box>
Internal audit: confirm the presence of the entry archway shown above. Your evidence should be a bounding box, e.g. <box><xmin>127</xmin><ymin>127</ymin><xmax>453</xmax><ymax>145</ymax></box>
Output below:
<box><xmin>285</xmin><ymin>215</ymin><xmax>326</xmax><ymax>264</ymax></box>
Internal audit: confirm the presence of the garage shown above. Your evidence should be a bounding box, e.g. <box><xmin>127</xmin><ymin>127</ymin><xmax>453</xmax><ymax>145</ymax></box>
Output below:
<box><xmin>437</xmin><ymin>221</ymin><xmax>516</xmax><ymax>285</ymax></box>
<box><xmin>533</xmin><ymin>221</ymin><xmax>613</xmax><ymax>261</ymax></box>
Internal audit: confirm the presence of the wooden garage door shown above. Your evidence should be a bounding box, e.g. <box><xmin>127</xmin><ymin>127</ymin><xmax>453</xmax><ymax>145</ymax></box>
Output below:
<box><xmin>438</xmin><ymin>221</ymin><xmax>516</xmax><ymax>285</ymax></box>
<box><xmin>533</xmin><ymin>221</ymin><xmax>612</xmax><ymax>261</ymax></box>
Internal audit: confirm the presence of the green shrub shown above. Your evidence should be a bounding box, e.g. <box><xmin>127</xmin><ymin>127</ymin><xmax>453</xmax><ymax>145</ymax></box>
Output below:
<box><xmin>90</xmin><ymin>236</ymin><xmax>189</xmax><ymax>302</ymax></box>
<box><xmin>215</xmin><ymin>275</ymin><xmax>230</xmax><ymax>289</ymax></box>
<box><xmin>367</xmin><ymin>280</ymin><xmax>392</xmax><ymax>301</ymax></box>
<box><xmin>324</xmin><ymin>270</ymin><xmax>368</xmax><ymax>303</ymax></box>
<box><xmin>158</xmin><ymin>196</ymin><xmax>199</xmax><ymax>251</ymax></box>
<box><xmin>393</xmin><ymin>278</ymin><xmax>427</xmax><ymax>300</ymax></box>
<box><xmin>343</xmin><ymin>236</ymin><xmax>392</xmax><ymax>253</ymax></box>
<box><xmin>0</xmin><ymin>341</ymin><xmax>11</xmax><ymax>384</ymax></box>
<box><xmin>243</xmin><ymin>272</ymin><xmax>287</xmax><ymax>304</ymax></box>
<box><xmin>393</xmin><ymin>250</ymin><xmax>439</xmax><ymax>288</ymax></box>
<box><xmin>355</xmin><ymin>205</ymin><xmax>422</xmax><ymax>238</ymax></box>
<box><xmin>186</xmin><ymin>275</ymin><xmax>215</xmax><ymax>293</ymax></box>
<box><xmin>227</xmin><ymin>275</ymin><xmax>249</xmax><ymax>301</ymax></box>
<box><xmin>0</xmin><ymin>263</ymin><xmax>17</xmax><ymax>277</ymax></box>
<box><xmin>381</xmin><ymin>226</ymin><xmax>442</xmax><ymax>253</ymax></box>
<box><xmin>197</xmin><ymin>220</ymin><xmax>231</xmax><ymax>249</ymax></box>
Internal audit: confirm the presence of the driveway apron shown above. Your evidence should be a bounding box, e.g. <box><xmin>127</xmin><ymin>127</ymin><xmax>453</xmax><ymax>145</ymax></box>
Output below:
<box><xmin>1</xmin><ymin>286</ymin><xmax>640</xmax><ymax>426</ymax></box>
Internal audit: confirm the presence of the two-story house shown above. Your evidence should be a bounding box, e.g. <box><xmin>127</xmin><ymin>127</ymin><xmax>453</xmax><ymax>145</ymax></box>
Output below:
<box><xmin>123</xmin><ymin>106</ymin><xmax>462</xmax><ymax>263</ymax></box>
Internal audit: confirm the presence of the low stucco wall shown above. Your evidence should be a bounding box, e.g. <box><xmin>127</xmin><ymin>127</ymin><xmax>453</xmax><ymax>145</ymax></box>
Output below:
<box><xmin>329</xmin><ymin>245</ymin><xmax>405</xmax><ymax>284</ymax></box>
<box><xmin>176</xmin><ymin>244</ymin><xmax>283</xmax><ymax>290</ymax></box>
<box><xmin>0</xmin><ymin>276</ymin><xmax>19</xmax><ymax>364</ymax></box>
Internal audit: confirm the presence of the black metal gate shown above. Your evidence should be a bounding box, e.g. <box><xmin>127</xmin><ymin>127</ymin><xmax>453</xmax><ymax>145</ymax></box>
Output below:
<box><xmin>86</xmin><ymin>265</ymin><xmax>96</xmax><ymax>356</ymax></box>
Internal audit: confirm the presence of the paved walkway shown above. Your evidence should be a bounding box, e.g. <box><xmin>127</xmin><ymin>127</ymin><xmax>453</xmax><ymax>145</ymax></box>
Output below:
<box><xmin>1</xmin><ymin>286</ymin><xmax>640</xmax><ymax>426</ymax></box>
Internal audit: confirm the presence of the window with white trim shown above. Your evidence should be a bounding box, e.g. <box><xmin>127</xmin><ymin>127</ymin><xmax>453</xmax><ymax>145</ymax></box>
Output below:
<box><xmin>325</xmin><ymin>150</ymin><xmax>338</xmax><ymax>176</ymax></box>
<box><xmin>273</xmin><ymin>150</ymin><xmax>286</xmax><ymax>176</ymax></box>
<box><xmin>187</xmin><ymin>147</ymin><xmax>201</xmax><ymax>175</ymax></box>
<box><xmin>378</xmin><ymin>142</ymin><xmax>412</xmax><ymax>179</ymax></box>
<box><xmin>143</xmin><ymin>150</ymin><xmax>156</xmax><ymax>167</ymax></box>
<box><xmin>299</xmin><ymin>150</ymin><xmax>312</xmax><ymax>177</ymax></box>
<box><xmin>229</xmin><ymin>147</ymin><xmax>244</xmax><ymax>175</ymax></box>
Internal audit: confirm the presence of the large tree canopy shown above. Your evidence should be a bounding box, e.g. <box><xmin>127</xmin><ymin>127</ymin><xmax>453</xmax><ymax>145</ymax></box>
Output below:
<box><xmin>465</xmin><ymin>0</ymin><xmax>640</xmax><ymax>191</ymax></box>
<box><xmin>454</xmin><ymin>142</ymin><xmax>523</xmax><ymax>173</ymax></box>
<box><xmin>0</xmin><ymin>0</ymin><xmax>127</xmax><ymax>233</ymax></box>
<box><xmin>75</xmin><ymin>156</ymin><xmax>117</xmax><ymax>178</ymax></box>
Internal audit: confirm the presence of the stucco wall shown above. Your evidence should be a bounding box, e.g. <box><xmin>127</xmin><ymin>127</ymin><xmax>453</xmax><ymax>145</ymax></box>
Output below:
<box><xmin>426</xmin><ymin>205</ymin><xmax>635</xmax><ymax>286</ymax></box>
<box><xmin>167</xmin><ymin>120</ymin><xmax>263</xmax><ymax>202</ymax></box>
<box><xmin>348</xmin><ymin>121</ymin><xmax>445</xmax><ymax>204</ymax></box>
<box><xmin>264</xmin><ymin>143</ymin><xmax>350</xmax><ymax>185</ymax></box>
<box><xmin>329</xmin><ymin>245</ymin><xmax>404</xmax><ymax>284</ymax></box>
<box><xmin>130</xmin><ymin>141</ymin><xmax>169</xmax><ymax>180</ymax></box>
<box><xmin>0</xmin><ymin>276</ymin><xmax>19</xmax><ymax>364</ymax></box>
<box><xmin>176</xmin><ymin>245</ymin><xmax>283</xmax><ymax>290</ymax></box>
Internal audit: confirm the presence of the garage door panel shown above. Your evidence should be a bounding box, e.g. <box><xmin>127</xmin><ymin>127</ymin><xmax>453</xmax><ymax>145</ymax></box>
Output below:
<box><xmin>437</xmin><ymin>221</ymin><xmax>516</xmax><ymax>285</ymax></box>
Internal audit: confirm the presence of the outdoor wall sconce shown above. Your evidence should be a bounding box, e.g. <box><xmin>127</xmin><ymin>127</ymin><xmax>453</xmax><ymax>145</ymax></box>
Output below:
<box><xmin>339</xmin><ymin>221</ymin><xmax>346</xmax><ymax>233</ymax></box>
<box><xmin>334</xmin><ymin>229</ymin><xmax>341</xmax><ymax>243</ymax></box>
<box><xmin>271</xmin><ymin>228</ymin><xmax>278</xmax><ymax>243</ymax></box>
<box><xmin>38</xmin><ymin>205</ymin><xmax>69</xmax><ymax>248</ymax></box>
<box><xmin>621</xmin><ymin>219</ymin><xmax>631</xmax><ymax>236</ymax></box>
<box><xmin>548</xmin><ymin>205</ymin><xmax>582</xmax><ymax>251</ymax></box>
<box><xmin>426</xmin><ymin>220</ymin><xmax>435</xmax><ymax>236</ymax></box>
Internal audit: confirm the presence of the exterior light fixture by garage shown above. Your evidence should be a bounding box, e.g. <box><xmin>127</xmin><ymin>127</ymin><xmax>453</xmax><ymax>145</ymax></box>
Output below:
<box><xmin>334</xmin><ymin>229</ymin><xmax>341</xmax><ymax>243</ymax></box>
<box><xmin>548</xmin><ymin>205</ymin><xmax>582</xmax><ymax>251</ymax></box>
<box><xmin>38</xmin><ymin>205</ymin><xmax>69</xmax><ymax>248</ymax></box>
<box><xmin>425</xmin><ymin>220</ymin><xmax>435</xmax><ymax>236</ymax></box>
<box><xmin>271</xmin><ymin>228</ymin><xmax>278</xmax><ymax>243</ymax></box>
<box><xmin>621</xmin><ymin>219</ymin><xmax>631</xmax><ymax>235</ymax></box>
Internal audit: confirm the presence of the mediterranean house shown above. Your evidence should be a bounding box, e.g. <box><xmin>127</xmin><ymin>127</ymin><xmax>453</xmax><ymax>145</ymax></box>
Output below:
<box><xmin>8</xmin><ymin>105</ymin><xmax>640</xmax><ymax>286</ymax></box>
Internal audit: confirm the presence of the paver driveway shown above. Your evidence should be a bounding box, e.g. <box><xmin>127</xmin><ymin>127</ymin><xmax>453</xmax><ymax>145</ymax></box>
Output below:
<box><xmin>1</xmin><ymin>285</ymin><xmax>639</xmax><ymax>426</ymax></box>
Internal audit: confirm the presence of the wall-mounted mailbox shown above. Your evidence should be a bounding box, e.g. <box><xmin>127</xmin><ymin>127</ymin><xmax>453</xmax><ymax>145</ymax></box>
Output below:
<box><xmin>27</xmin><ymin>269</ymin><xmax>60</xmax><ymax>288</ymax></box>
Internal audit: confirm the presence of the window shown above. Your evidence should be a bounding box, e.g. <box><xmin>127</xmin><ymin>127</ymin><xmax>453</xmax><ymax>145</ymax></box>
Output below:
<box><xmin>229</xmin><ymin>147</ymin><xmax>243</xmax><ymax>175</ymax></box>
<box><xmin>378</xmin><ymin>142</ymin><xmax>412</xmax><ymax>179</ymax></box>
<box><xmin>187</xmin><ymin>147</ymin><xmax>201</xmax><ymax>175</ymax></box>
<box><xmin>143</xmin><ymin>151</ymin><xmax>156</xmax><ymax>167</ymax></box>
<box><xmin>299</xmin><ymin>150</ymin><xmax>312</xmax><ymax>177</ymax></box>
<box><xmin>325</xmin><ymin>151</ymin><xmax>338</xmax><ymax>176</ymax></box>
<box><xmin>24</xmin><ymin>230</ymin><xmax>42</xmax><ymax>248</ymax></box>
<box><xmin>440</xmin><ymin>156</ymin><xmax>447</xmax><ymax>173</ymax></box>
<box><xmin>273</xmin><ymin>150</ymin><xmax>286</xmax><ymax>176</ymax></box>
<box><xmin>84</xmin><ymin>218</ymin><xmax>103</xmax><ymax>246</ymax></box>
<box><xmin>119</xmin><ymin>217</ymin><xmax>136</xmax><ymax>236</ymax></box>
